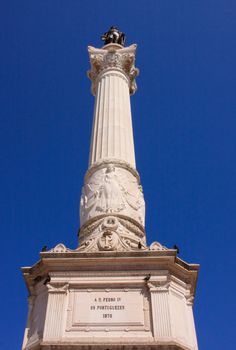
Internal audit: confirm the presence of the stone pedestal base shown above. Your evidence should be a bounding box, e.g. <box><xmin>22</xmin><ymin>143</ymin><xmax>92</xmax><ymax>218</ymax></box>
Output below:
<box><xmin>22</xmin><ymin>248</ymin><xmax>199</xmax><ymax>350</ymax></box>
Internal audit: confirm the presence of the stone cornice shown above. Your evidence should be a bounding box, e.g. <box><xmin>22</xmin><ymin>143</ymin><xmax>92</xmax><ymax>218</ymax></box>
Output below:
<box><xmin>39</xmin><ymin>340</ymin><xmax>193</xmax><ymax>350</ymax></box>
<box><xmin>22</xmin><ymin>250</ymin><xmax>199</xmax><ymax>298</ymax></box>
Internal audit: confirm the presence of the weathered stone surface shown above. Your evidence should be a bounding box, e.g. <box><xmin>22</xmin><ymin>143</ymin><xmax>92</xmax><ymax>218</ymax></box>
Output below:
<box><xmin>80</xmin><ymin>165</ymin><xmax>145</xmax><ymax>228</ymax></box>
<box><xmin>79</xmin><ymin>43</ymin><xmax>146</xmax><ymax>248</ymax></box>
<box><xmin>22</xmin><ymin>37</ymin><xmax>199</xmax><ymax>350</ymax></box>
<box><xmin>22</xmin><ymin>249</ymin><xmax>199</xmax><ymax>350</ymax></box>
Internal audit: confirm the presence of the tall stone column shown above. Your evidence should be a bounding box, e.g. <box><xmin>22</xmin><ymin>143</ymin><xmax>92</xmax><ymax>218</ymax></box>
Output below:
<box><xmin>78</xmin><ymin>43</ymin><xmax>146</xmax><ymax>252</ymax></box>
<box><xmin>88</xmin><ymin>45</ymin><xmax>137</xmax><ymax>167</ymax></box>
<box><xmin>22</xmin><ymin>30</ymin><xmax>199</xmax><ymax>350</ymax></box>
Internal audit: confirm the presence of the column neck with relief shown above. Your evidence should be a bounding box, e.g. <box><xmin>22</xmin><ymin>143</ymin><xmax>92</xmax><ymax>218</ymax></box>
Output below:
<box><xmin>78</xmin><ymin>38</ymin><xmax>146</xmax><ymax>253</ymax></box>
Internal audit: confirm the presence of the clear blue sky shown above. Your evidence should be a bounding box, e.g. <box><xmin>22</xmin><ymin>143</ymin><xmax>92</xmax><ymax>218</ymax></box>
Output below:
<box><xmin>1</xmin><ymin>1</ymin><xmax>235</xmax><ymax>349</ymax></box>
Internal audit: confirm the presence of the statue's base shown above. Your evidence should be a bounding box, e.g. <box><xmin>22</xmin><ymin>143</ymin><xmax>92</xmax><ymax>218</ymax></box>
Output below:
<box><xmin>102</xmin><ymin>43</ymin><xmax>123</xmax><ymax>50</ymax></box>
<box><xmin>22</xmin><ymin>248</ymin><xmax>199</xmax><ymax>350</ymax></box>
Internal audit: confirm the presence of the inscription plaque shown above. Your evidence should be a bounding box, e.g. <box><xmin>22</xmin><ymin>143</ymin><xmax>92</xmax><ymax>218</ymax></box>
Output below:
<box><xmin>73</xmin><ymin>290</ymin><xmax>144</xmax><ymax>326</ymax></box>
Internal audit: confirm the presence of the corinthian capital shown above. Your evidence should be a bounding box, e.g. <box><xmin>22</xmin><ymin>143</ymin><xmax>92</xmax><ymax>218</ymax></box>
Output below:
<box><xmin>87</xmin><ymin>44</ymin><xmax>139</xmax><ymax>95</ymax></box>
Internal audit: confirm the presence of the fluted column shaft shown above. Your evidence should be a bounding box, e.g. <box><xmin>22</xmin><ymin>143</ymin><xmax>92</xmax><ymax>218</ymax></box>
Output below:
<box><xmin>89</xmin><ymin>70</ymin><xmax>136</xmax><ymax>167</ymax></box>
<box><xmin>148</xmin><ymin>282</ymin><xmax>171</xmax><ymax>339</ymax></box>
<box><xmin>43</xmin><ymin>284</ymin><xmax>68</xmax><ymax>341</ymax></box>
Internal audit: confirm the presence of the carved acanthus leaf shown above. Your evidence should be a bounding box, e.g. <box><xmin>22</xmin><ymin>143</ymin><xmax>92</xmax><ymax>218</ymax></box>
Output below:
<box><xmin>87</xmin><ymin>44</ymin><xmax>138</xmax><ymax>95</ymax></box>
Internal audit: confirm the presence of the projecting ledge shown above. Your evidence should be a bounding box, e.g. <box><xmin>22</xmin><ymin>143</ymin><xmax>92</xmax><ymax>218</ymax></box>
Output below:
<box><xmin>21</xmin><ymin>249</ymin><xmax>200</xmax><ymax>277</ymax></box>
<box><xmin>22</xmin><ymin>249</ymin><xmax>199</xmax><ymax>297</ymax></box>
<box><xmin>38</xmin><ymin>341</ymin><xmax>194</xmax><ymax>350</ymax></box>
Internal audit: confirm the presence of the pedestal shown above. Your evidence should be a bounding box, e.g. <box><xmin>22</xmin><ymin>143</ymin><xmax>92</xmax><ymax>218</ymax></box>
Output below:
<box><xmin>22</xmin><ymin>246</ymin><xmax>199</xmax><ymax>350</ymax></box>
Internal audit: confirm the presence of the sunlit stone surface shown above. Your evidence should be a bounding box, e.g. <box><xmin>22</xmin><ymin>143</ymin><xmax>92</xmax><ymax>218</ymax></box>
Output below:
<box><xmin>22</xmin><ymin>33</ymin><xmax>199</xmax><ymax>350</ymax></box>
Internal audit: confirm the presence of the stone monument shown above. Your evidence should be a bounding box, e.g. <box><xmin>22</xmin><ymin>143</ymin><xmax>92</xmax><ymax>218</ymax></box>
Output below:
<box><xmin>22</xmin><ymin>28</ymin><xmax>199</xmax><ymax>350</ymax></box>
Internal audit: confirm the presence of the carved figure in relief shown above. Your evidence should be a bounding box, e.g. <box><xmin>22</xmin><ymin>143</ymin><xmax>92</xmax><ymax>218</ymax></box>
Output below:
<box><xmin>101</xmin><ymin>26</ymin><xmax>125</xmax><ymax>46</ymax></box>
<box><xmin>96</xmin><ymin>165</ymin><xmax>125</xmax><ymax>213</ymax></box>
<box><xmin>80</xmin><ymin>166</ymin><xmax>145</xmax><ymax>225</ymax></box>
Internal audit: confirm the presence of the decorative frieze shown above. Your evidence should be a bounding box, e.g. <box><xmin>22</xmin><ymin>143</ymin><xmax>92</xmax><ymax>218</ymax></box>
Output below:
<box><xmin>80</xmin><ymin>165</ymin><xmax>145</xmax><ymax>227</ymax></box>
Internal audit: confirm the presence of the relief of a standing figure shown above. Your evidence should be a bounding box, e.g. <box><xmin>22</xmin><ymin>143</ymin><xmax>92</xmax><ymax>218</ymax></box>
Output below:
<box><xmin>96</xmin><ymin>165</ymin><xmax>126</xmax><ymax>213</ymax></box>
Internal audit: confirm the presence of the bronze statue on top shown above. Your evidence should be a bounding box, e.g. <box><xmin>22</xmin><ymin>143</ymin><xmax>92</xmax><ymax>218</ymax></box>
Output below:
<box><xmin>101</xmin><ymin>26</ymin><xmax>125</xmax><ymax>46</ymax></box>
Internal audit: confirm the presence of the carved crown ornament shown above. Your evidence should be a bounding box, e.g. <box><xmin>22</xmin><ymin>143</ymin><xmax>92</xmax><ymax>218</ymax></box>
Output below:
<box><xmin>87</xmin><ymin>44</ymin><xmax>139</xmax><ymax>95</ymax></box>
